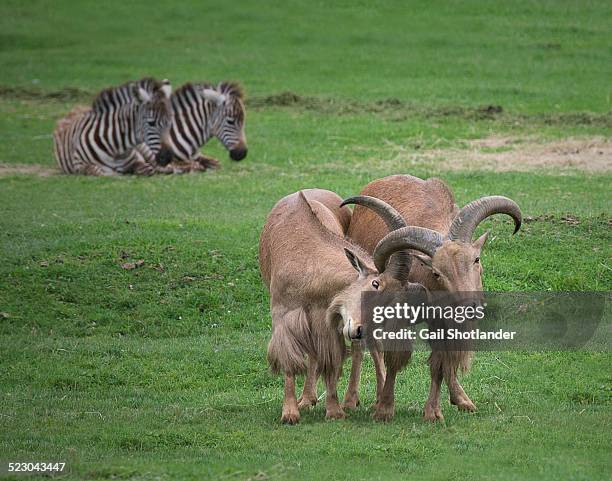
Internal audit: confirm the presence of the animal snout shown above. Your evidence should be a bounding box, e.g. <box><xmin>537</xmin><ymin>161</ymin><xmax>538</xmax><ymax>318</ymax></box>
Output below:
<box><xmin>156</xmin><ymin>146</ymin><xmax>174</xmax><ymax>166</ymax></box>
<box><xmin>229</xmin><ymin>145</ymin><xmax>248</xmax><ymax>161</ymax></box>
<box><xmin>469</xmin><ymin>294</ymin><xmax>485</xmax><ymax>309</ymax></box>
<box><xmin>342</xmin><ymin>319</ymin><xmax>363</xmax><ymax>343</ymax></box>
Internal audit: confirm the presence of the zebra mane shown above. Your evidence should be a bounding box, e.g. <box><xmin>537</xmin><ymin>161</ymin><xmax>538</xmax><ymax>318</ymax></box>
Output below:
<box><xmin>173</xmin><ymin>82</ymin><xmax>201</xmax><ymax>98</ymax></box>
<box><xmin>218</xmin><ymin>81</ymin><xmax>244</xmax><ymax>99</ymax></box>
<box><xmin>174</xmin><ymin>81</ymin><xmax>244</xmax><ymax>102</ymax></box>
<box><xmin>91</xmin><ymin>77</ymin><xmax>161</xmax><ymax>112</ymax></box>
<box><xmin>170</xmin><ymin>83</ymin><xmax>199</xmax><ymax>111</ymax></box>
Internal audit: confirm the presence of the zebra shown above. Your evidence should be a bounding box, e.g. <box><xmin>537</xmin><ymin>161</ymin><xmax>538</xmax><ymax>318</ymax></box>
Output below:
<box><xmin>155</xmin><ymin>81</ymin><xmax>248</xmax><ymax>171</ymax></box>
<box><xmin>53</xmin><ymin>79</ymin><xmax>173</xmax><ymax>176</ymax></box>
<box><xmin>90</xmin><ymin>77</ymin><xmax>172</xmax><ymax>167</ymax></box>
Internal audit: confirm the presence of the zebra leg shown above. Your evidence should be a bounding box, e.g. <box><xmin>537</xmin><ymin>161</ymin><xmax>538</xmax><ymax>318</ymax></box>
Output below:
<box><xmin>154</xmin><ymin>164</ymin><xmax>175</xmax><ymax>174</ymax></box>
<box><xmin>194</xmin><ymin>153</ymin><xmax>220</xmax><ymax>170</ymax></box>
<box><xmin>116</xmin><ymin>150</ymin><xmax>155</xmax><ymax>176</ymax></box>
<box><xmin>161</xmin><ymin>159</ymin><xmax>196</xmax><ymax>174</ymax></box>
<box><xmin>135</xmin><ymin>143</ymin><xmax>172</xmax><ymax>174</ymax></box>
<box><xmin>74</xmin><ymin>162</ymin><xmax>114</xmax><ymax>176</ymax></box>
<box><xmin>93</xmin><ymin>165</ymin><xmax>117</xmax><ymax>176</ymax></box>
<box><xmin>132</xmin><ymin>161</ymin><xmax>156</xmax><ymax>176</ymax></box>
<box><xmin>169</xmin><ymin>156</ymin><xmax>211</xmax><ymax>173</ymax></box>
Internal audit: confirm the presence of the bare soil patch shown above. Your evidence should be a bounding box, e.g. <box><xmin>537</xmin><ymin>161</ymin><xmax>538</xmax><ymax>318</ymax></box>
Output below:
<box><xmin>0</xmin><ymin>163</ymin><xmax>57</xmax><ymax>177</ymax></box>
<box><xmin>0</xmin><ymin>85</ymin><xmax>92</xmax><ymax>102</ymax></box>
<box><xmin>409</xmin><ymin>136</ymin><xmax>612</xmax><ymax>172</ymax></box>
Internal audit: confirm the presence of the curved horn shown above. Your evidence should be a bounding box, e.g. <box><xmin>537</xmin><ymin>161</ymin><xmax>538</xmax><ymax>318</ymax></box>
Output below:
<box><xmin>341</xmin><ymin>196</ymin><xmax>410</xmax><ymax>282</ymax></box>
<box><xmin>448</xmin><ymin>196</ymin><xmax>522</xmax><ymax>243</ymax></box>
<box><xmin>373</xmin><ymin>226</ymin><xmax>444</xmax><ymax>274</ymax></box>
<box><xmin>340</xmin><ymin>196</ymin><xmax>407</xmax><ymax>230</ymax></box>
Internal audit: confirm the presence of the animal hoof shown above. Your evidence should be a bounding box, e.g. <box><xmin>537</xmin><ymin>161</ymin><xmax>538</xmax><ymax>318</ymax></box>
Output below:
<box><xmin>423</xmin><ymin>404</ymin><xmax>444</xmax><ymax>422</ymax></box>
<box><xmin>373</xmin><ymin>405</ymin><xmax>394</xmax><ymax>422</ymax></box>
<box><xmin>456</xmin><ymin>400</ymin><xmax>477</xmax><ymax>412</ymax></box>
<box><xmin>342</xmin><ymin>396</ymin><xmax>360</xmax><ymax>410</ymax></box>
<box><xmin>297</xmin><ymin>396</ymin><xmax>317</xmax><ymax>410</ymax></box>
<box><xmin>451</xmin><ymin>396</ymin><xmax>477</xmax><ymax>412</ymax></box>
<box><xmin>325</xmin><ymin>409</ymin><xmax>346</xmax><ymax>420</ymax></box>
<box><xmin>281</xmin><ymin>410</ymin><xmax>300</xmax><ymax>424</ymax></box>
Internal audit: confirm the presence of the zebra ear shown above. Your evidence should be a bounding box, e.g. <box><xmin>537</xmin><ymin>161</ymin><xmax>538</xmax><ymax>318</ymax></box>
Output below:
<box><xmin>202</xmin><ymin>89</ymin><xmax>226</xmax><ymax>106</ymax></box>
<box><xmin>160</xmin><ymin>79</ymin><xmax>172</xmax><ymax>99</ymax></box>
<box><xmin>136</xmin><ymin>87</ymin><xmax>152</xmax><ymax>103</ymax></box>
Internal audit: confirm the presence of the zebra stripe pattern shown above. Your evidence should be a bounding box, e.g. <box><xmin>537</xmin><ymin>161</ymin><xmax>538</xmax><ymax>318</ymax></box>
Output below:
<box><xmin>159</xmin><ymin>81</ymin><xmax>247</xmax><ymax>167</ymax></box>
<box><xmin>93</xmin><ymin>78</ymin><xmax>173</xmax><ymax>168</ymax></box>
<box><xmin>91</xmin><ymin>78</ymin><xmax>161</xmax><ymax>113</ymax></box>
<box><xmin>53</xmin><ymin>79</ymin><xmax>173</xmax><ymax>176</ymax></box>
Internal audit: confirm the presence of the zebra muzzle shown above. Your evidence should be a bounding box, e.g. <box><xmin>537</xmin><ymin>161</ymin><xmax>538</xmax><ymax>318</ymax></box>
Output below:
<box><xmin>229</xmin><ymin>146</ymin><xmax>248</xmax><ymax>161</ymax></box>
<box><xmin>156</xmin><ymin>146</ymin><xmax>174</xmax><ymax>166</ymax></box>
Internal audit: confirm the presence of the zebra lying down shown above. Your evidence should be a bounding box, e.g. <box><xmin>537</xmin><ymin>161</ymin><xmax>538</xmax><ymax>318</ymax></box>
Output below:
<box><xmin>155</xmin><ymin>81</ymin><xmax>248</xmax><ymax>171</ymax></box>
<box><xmin>53</xmin><ymin>78</ymin><xmax>173</xmax><ymax>176</ymax></box>
<box><xmin>53</xmin><ymin>78</ymin><xmax>247</xmax><ymax>175</ymax></box>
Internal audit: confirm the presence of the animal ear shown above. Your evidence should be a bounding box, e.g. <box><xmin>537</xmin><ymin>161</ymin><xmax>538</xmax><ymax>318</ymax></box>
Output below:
<box><xmin>160</xmin><ymin>79</ymin><xmax>172</xmax><ymax>98</ymax></box>
<box><xmin>473</xmin><ymin>230</ymin><xmax>490</xmax><ymax>250</ymax></box>
<box><xmin>130</xmin><ymin>85</ymin><xmax>147</xmax><ymax>103</ymax></box>
<box><xmin>136</xmin><ymin>87</ymin><xmax>151</xmax><ymax>103</ymax></box>
<box><xmin>217</xmin><ymin>81</ymin><xmax>244</xmax><ymax>99</ymax></box>
<box><xmin>202</xmin><ymin>88</ymin><xmax>226</xmax><ymax>106</ymax></box>
<box><xmin>412</xmin><ymin>253</ymin><xmax>433</xmax><ymax>268</ymax></box>
<box><xmin>344</xmin><ymin>248</ymin><xmax>368</xmax><ymax>277</ymax></box>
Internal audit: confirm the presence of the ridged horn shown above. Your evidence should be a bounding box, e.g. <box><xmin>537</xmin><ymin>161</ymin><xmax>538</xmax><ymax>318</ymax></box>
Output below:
<box><xmin>340</xmin><ymin>196</ymin><xmax>410</xmax><ymax>283</ymax></box>
<box><xmin>448</xmin><ymin>196</ymin><xmax>522</xmax><ymax>243</ymax></box>
<box><xmin>373</xmin><ymin>226</ymin><xmax>444</xmax><ymax>274</ymax></box>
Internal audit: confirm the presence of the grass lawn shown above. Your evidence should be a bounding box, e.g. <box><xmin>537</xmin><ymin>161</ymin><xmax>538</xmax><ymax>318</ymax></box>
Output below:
<box><xmin>0</xmin><ymin>1</ymin><xmax>610</xmax><ymax>480</ymax></box>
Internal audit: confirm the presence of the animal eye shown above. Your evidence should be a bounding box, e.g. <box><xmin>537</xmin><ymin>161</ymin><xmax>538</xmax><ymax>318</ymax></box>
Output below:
<box><xmin>433</xmin><ymin>272</ymin><xmax>441</xmax><ymax>279</ymax></box>
<box><xmin>147</xmin><ymin>120</ymin><xmax>156</xmax><ymax>126</ymax></box>
<box><xmin>371</xmin><ymin>280</ymin><xmax>380</xmax><ymax>290</ymax></box>
<box><xmin>474</xmin><ymin>257</ymin><xmax>480</xmax><ymax>264</ymax></box>
<box><xmin>227</xmin><ymin>118</ymin><xmax>236</xmax><ymax>125</ymax></box>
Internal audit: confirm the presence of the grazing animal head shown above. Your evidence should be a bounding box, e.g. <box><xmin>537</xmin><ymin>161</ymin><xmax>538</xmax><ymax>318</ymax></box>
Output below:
<box><xmin>372</xmin><ymin>196</ymin><xmax>522</xmax><ymax>293</ymax></box>
<box><xmin>326</xmin><ymin>195</ymin><xmax>419</xmax><ymax>342</ymax></box>
<box><xmin>328</xmin><ymin>247</ymin><xmax>409</xmax><ymax>342</ymax></box>
<box><xmin>201</xmin><ymin>82</ymin><xmax>247</xmax><ymax>161</ymax></box>
<box><xmin>133</xmin><ymin>80</ymin><xmax>174</xmax><ymax>162</ymax></box>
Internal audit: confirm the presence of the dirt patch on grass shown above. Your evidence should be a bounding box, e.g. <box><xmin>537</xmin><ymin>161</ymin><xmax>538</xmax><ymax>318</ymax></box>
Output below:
<box><xmin>0</xmin><ymin>85</ymin><xmax>92</xmax><ymax>102</ymax></box>
<box><xmin>2</xmin><ymin>85</ymin><xmax>610</xmax><ymax>127</ymax></box>
<box><xmin>248</xmin><ymin>92</ymin><xmax>611</xmax><ymax>127</ymax></box>
<box><xmin>0</xmin><ymin>163</ymin><xmax>57</xmax><ymax>177</ymax></box>
<box><xmin>421</xmin><ymin>136</ymin><xmax>612</xmax><ymax>172</ymax></box>
<box><xmin>250</xmin><ymin>92</ymin><xmax>510</xmax><ymax>121</ymax></box>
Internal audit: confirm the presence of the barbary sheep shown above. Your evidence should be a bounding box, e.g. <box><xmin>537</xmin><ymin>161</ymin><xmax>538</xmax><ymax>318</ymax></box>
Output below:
<box><xmin>259</xmin><ymin>189</ymin><xmax>422</xmax><ymax>423</ymax></box>
<box><xmin>346</xmin><ymin>174</ymin><xmax>522</xmax><ymax>421</ymax></box>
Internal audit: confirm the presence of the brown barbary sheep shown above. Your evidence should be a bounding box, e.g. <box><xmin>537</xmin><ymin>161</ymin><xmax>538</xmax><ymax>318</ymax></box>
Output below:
<box><xmin>346</xmin><ymin>174</ymin><xmax>522</xmax><ymax>421</ymax></box>
<box><xmin>259</xmin><ymin>189</ymin><xmax>419</xmax><ymax>424</ymax></box>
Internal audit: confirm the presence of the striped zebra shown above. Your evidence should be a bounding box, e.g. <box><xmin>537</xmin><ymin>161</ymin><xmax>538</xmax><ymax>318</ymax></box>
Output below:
<box><xmin>90</xmin><ymin>78</ymin><xmax>171</xmax><ymax>168</ymax></box>
<box><xmin>155</xmin><ymin>81</ymin><xmax>248</xmax><ymax>170</ymax></box>
<box><xmin>53</xmin><ymin>79</ymin><xmax>173</xmax><ymax>176</ymax></box>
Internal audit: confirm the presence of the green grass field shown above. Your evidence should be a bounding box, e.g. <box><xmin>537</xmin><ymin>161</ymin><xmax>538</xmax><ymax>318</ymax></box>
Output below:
<box><xmin>0</xmin><ymin>1</ymin><xmax>610</xmax><ymax>480</ymax></box>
